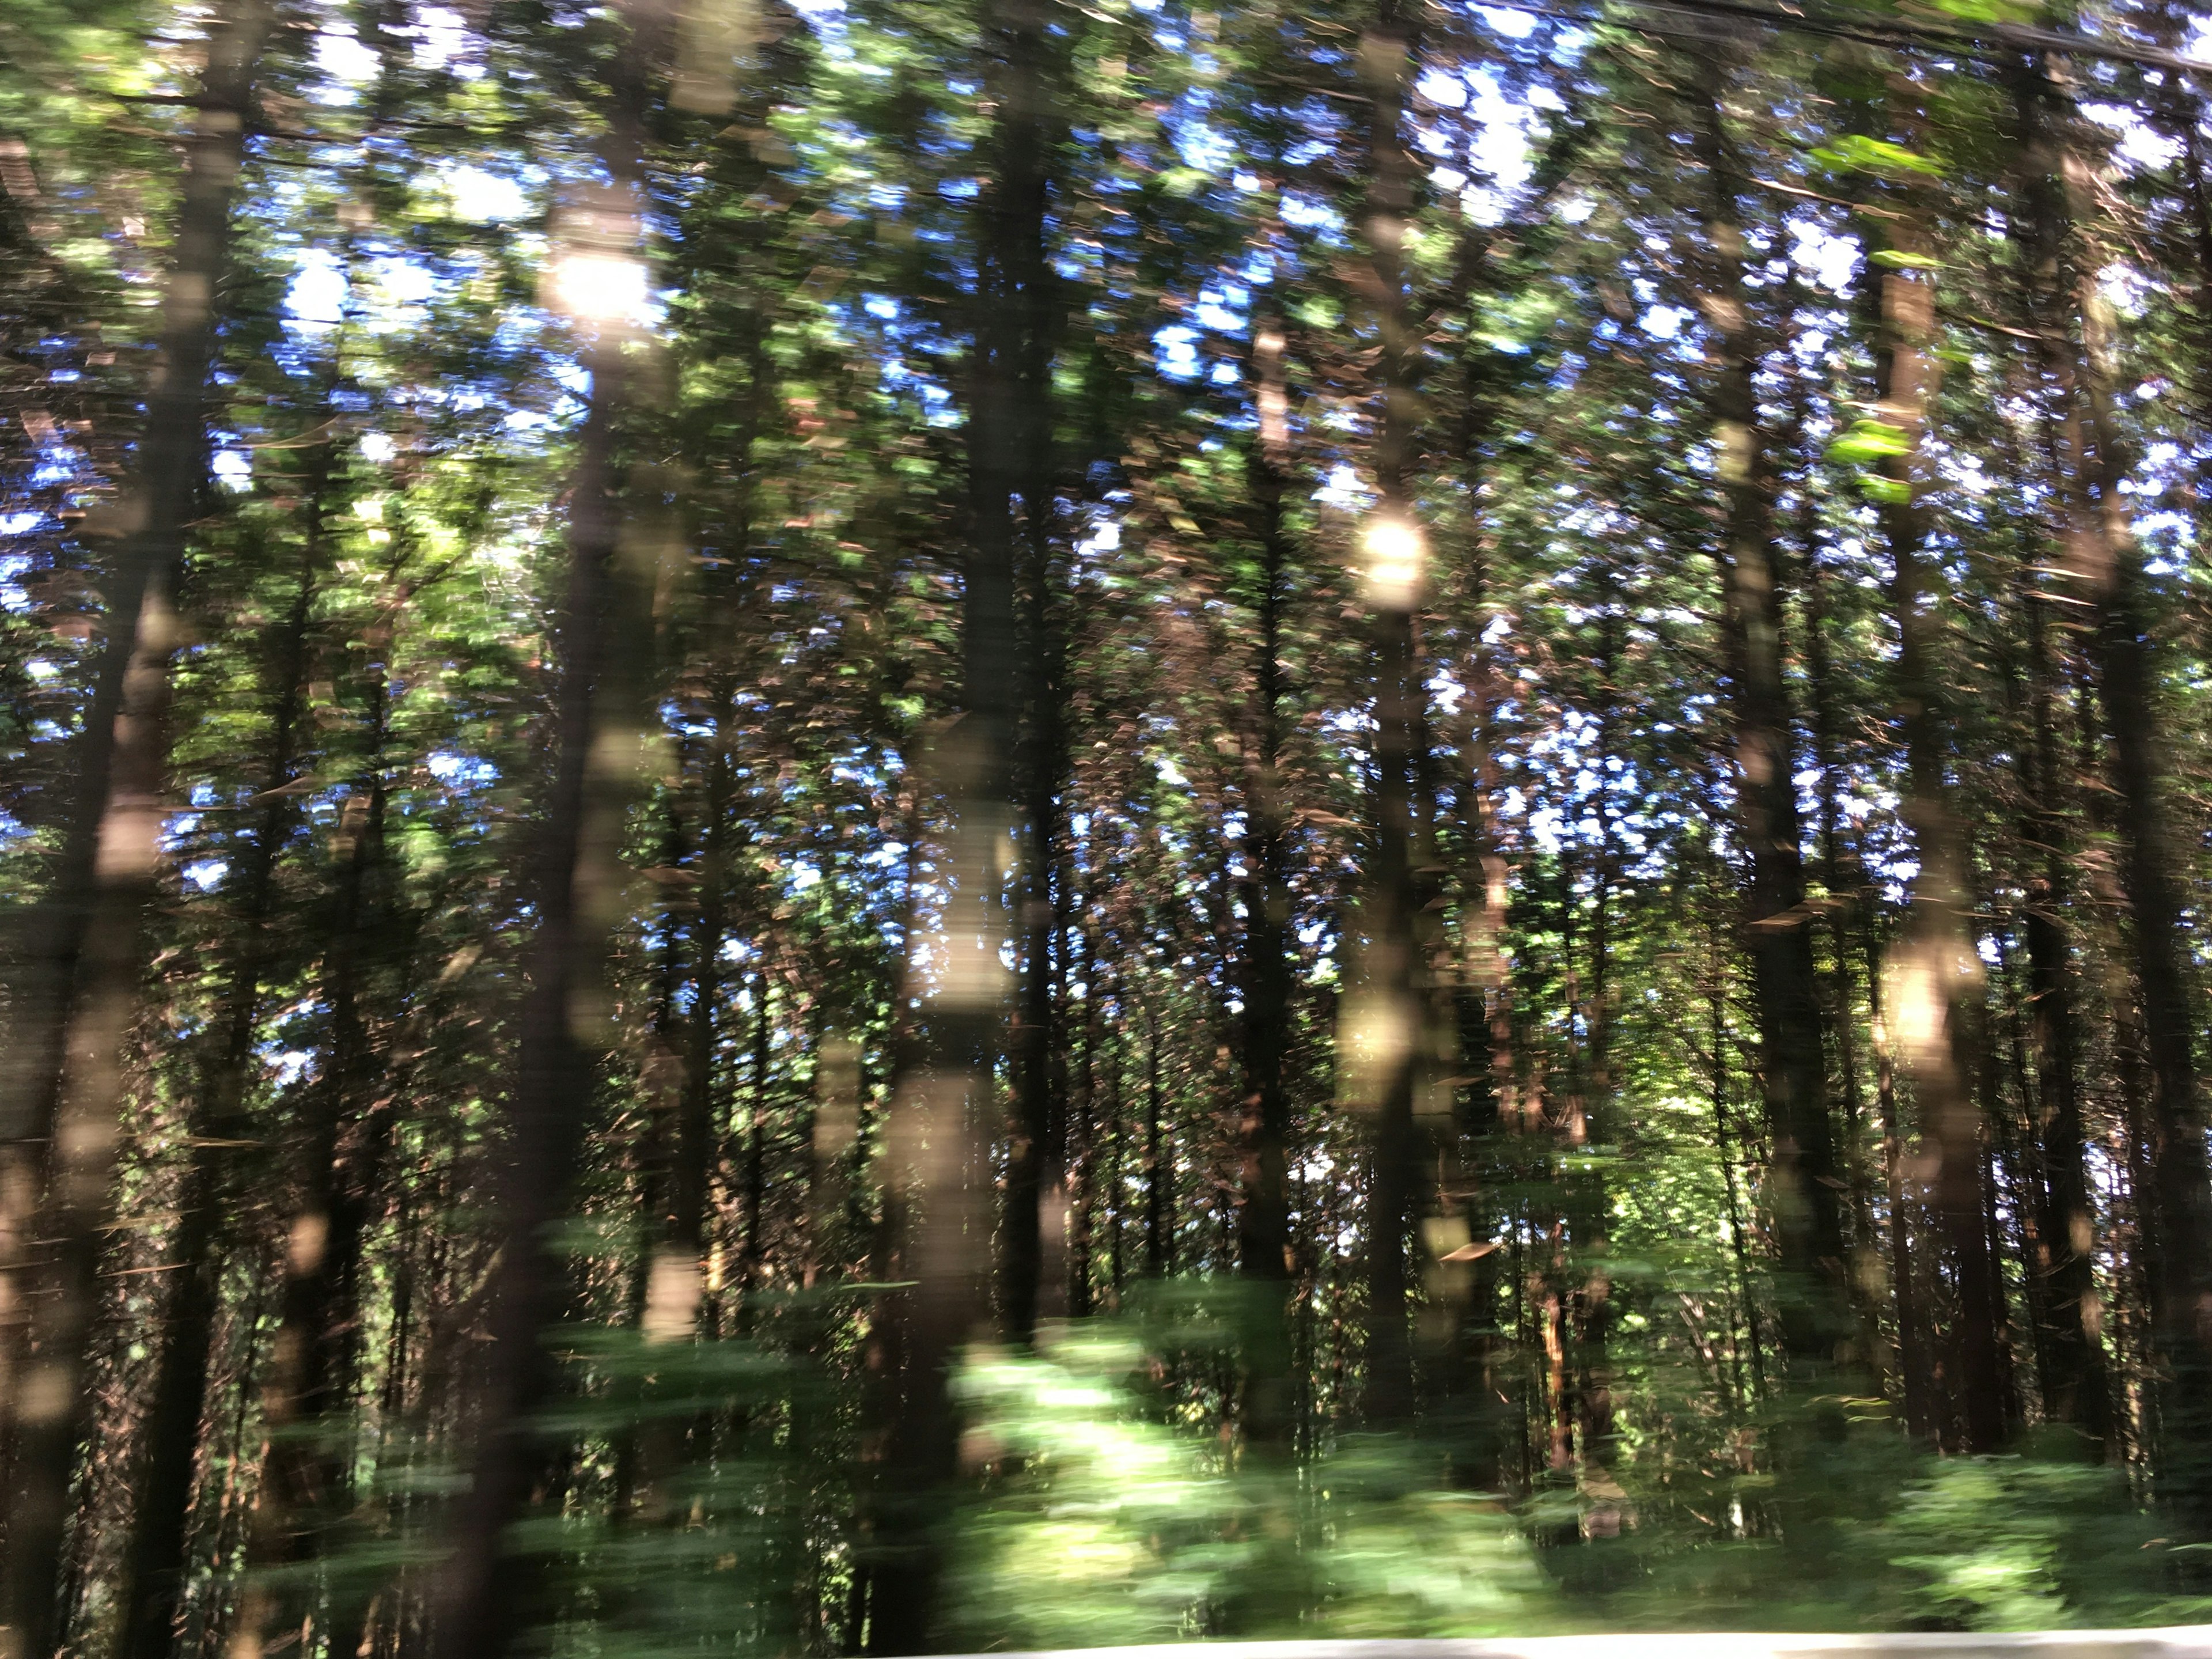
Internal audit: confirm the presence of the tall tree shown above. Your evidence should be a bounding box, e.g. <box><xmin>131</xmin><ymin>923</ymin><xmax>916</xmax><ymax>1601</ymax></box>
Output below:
<box><xmin>1691</xmin><ymin>70</ymin><xmax>1851</xmax><ymax>1366</ymax></box>
<box><xmin>2018</xmin><ymin>52</ymin><xmax>2212</xmax><ymax>1509</ymax></box>
<box><xmin>1858</xmin><ymin>68</ymin><xmax>2006</xmax><ymax>1452</ymax></box>
<box><xmin>0</xmin><ymin>6</ymin><xmax>274</xmax><ymax>1650</ymax></box>
<box><xmin>1345</xmin><ymin>0</ymin><xmax>1431</xmax><ymax>1430</ymax></box>
<box><xmin>424</xmin><ymin>7</ymin><xmax>668</xmax><ymax>1646</ymax></box>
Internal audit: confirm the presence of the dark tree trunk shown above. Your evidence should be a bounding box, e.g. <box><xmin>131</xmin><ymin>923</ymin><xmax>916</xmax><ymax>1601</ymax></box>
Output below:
<box><xmin>1236</xmin><ymin>319</ymin><xmax>1295</xmax><ymax>1296</ymax></box>
<box><xmin>2017</xmin><ymin>57</ymin><xmax>2212</xmax><ymax>1517</ymax></box>
<box><xmin>1794</xmin><ymin>339</ymin><xmax>1878</xmax><ymax>1310</ymax></box>
<box><xmin>424</xmin><ymin>27</ymin><xmax>661</xmax><ymax>1645</ymax></box>
<box><xmin>1233</xmin><ymin>315</ymin><xmax>1298</xmax><ymax>1446</ymax></box>
<box><xmin>1867</xmin><ymin>120</ymin><xmax>2007</xmax><ymax>1450</ymax></box>
<box><xmin>1694</xmin><ymin>80</ymin><xmax>1850</xmax><ymax>1366</ymax></box>
<box><xmin>0</xmin><ymin>6</ymin><xmax>272</xmax><ymax>1650</ymax></box>
<box><xmin>744</xmin><ymin>969</ymin><xmax>772</xmax><ymax>1291</ymax></box>
<box><xmin>999</xmin><ymin>7</ymin><xmax>1065</xmax><ymax>1340</ymax></box>
<box><xmin>236</xmin><ymin>593</ymin><xmax>402</xmax><ymax>1657</ymax></box>
<box><xmin>863</xmin><ymin>0</ymin><xmax>1048</xmax><ymax>1644</ymax></box>
<box><xmin>1351</xmin><ymin>0</ymin><xmax>1426</xmax><ymax>1431</ymax></box>
<box><xmin>2017</xmin><ymin>576</ymin><xmax>2114</xmax><ymax>1445</ymax></box>
<box><xmin>115</xmin><ymin>445</ymin><xmax>331</xmax><ymax>1659</ymax></box>
<box><xmin>1144</xmin><ymin>1007</ymin><xmax>1168</xmax><ymax>1278</ymax></box>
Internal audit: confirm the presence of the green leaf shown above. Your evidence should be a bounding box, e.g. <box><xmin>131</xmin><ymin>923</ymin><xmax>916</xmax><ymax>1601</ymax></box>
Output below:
<box><xmin>1924</xmin><ymin>0</ymin><xmax>2035</xmax><ymax>22</ymax></box>
<box><xmin>1827</xmin><ymin>418</ymin><xmax>1913</xmax><ymax>465</ymax></box>
<box><xmin>1809</xmin><ymin>132</ymin><xmax>1946</xmax><ymax>177</ymax></box>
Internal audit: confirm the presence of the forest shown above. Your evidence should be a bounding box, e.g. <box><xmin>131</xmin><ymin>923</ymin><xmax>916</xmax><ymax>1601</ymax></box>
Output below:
<box><xmin>5</xmin><ymin>0</ymin><xmax>2212</xmax><ymax>1650</ymax></box>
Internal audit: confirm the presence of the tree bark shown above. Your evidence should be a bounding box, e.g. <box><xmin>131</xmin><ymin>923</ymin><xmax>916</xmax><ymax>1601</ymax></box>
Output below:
<box><xmin>1349</xmin><ymin>0</ymin><xmax>1427</xmax><ymax>1431</ymax></box>
<box><xmin>424</xmin><ymin>23</ymin><xmax>662</xmax><ymax>1646</ymax></box>
<box><xmin>998</xmin><ymin>0</ymin><xmax>1065</xmax><ymax>1343</ymax></box>
<box><xmin>115</xmin><ymin>439</ymin><xmax>332</xmax><ymax>1659</ymax></box>
<box><xmin>0</xmin><ymin>7</ymin><xmax>272</xmax><ymax>1653</ymax></box>
<box><xmin>2017</xmin><ymin>55</ymin><xmax>2212</xmax><ymax>1514</ymax></box>
<box><xmin>1864</xmin><ymin>82</ymin><xmax>2006</xmax><ymax>1451</ymax></box>
<box><xmin>1236</xmin><ymin>319</ymin><xmax>1296</xmax><ymax>1297</ymax></box>
<box><xmin>2017</xmin><ymin>568</ymin><xmax>2114</xmax><ymax>1444</ymax></box>
<box><xmin>863</xmin><ymin>0</ymin><xmax>1044</xmax><ymax>1642</ymax></box>
<box><xmin>1693</xmin><ymin>79</ymin><xmax>1850</xmax><ymax>1366</ymax></box>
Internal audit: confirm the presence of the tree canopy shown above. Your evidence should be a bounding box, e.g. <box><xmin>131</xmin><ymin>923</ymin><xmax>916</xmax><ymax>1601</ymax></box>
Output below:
<box><xmin>6</xmin><ymin>0</ymin><xmax>2212</xmax><ymax>1652</ymax></box>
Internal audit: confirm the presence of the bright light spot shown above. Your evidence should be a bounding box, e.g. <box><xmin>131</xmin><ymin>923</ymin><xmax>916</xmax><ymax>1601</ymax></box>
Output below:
<box><xmin>414</xmin><ymin>6</ymin><xmax>479</xmax><ymax>75</ymax></box>
<box><xmin>1316</xmin><ymin>462</ymin><xmax>1371</xmax><ymax>511</ymax></box>
<box><xmin>184</xmin><ymin>859</ymin><xmax>229</xmax><ymax>891</ymax></box>
<box><xmin>1194</xmin><ymin>294</ymin><xmax>1244</xmax><ymax>333</ymax></box>
<box><xmin>1280</xmin><ymin>192</ymin><xmax>1342</xmax><ymax>234</ymax></box>
<box><xmin>1154</xmin><ymin>323</ymin><xmax>1202</xmax><ymax>381</ymax></box>
<box><xmin>2118</xmin><ymin>122</ymin><xmax>2182</xmax><ymax>171</ymax></box>
<box><xmin>213</xmin><ymin>450</ymin><xmax>252</xmax><ymax>491</ymax></box>
<box><xmin>1361</xmin><ymin>513</ymin><xmax>1425</xmax><ymax>609</ymax></box>
<box><xmin>427</xmin><ymin>750</ymin><xmax>497</xmax><ymax>789</ymax></box>
<box><xmin>446</xmin><ymin>165</ymin><xmax>529</xmax><ymax>223</ymax></box>
<box><xmin>1643</xmin><ymin>305</ymin><xmax>1691</xmax><ymax>341</ymax></box>
<box><xmin>1479</xmin><ymin>5</ymin><xmax>1539</xmax><ymax>37</ymax></box>
<box><xmin>1416</xmin><ymin>68</ymin><xmax>1467</xmax><ymax>109</ymax></box>
<box><xmin>1338</xmin><ymin>987</ymin><xmax>1414</xmax><ymax>1108</ymax></box>
<box><xmin>286</xmin><ymin>252</ymin><xmax>350</xmax><ymax>326</ymax></box>
<box><xmin>2101</xmin><ymin>263</ymin><xmax>2152</xmax><ymax>316</ymax></box>
<box><xmin>1461</xmin><ymin>67</ymin><xmax>1537</xmax><ymax>225</ymax></box>
<box><xmin>315</xmin><ymin>28</ymin><xmax>381</xmax><ymax>85</ymax></box>
<box><xmin>1789</xmin><ymin>218</ymin><xmax>1861</xmax><ymax>293</ymax></box>
<box><xmin>551</xmin><ymin>252</ymin><xmax>650</xmax><ymax>324</ymax></box>
<box><xmin>374</xmin><ymin>257</ymin><xmax>437</xmax><ymax>307</ymax></box>
<box><xmin>1175</xmin><ymin>121</ymin><xmax>1234</xmax><ymax>175</ymax></box>
<box><xmin>360</xmin><ymin>432</ymin><xmax>394</xmax><ymax>463</ymax></box>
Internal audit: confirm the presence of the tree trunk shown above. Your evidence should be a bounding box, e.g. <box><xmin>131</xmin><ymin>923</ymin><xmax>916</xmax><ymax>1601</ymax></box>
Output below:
<box><xmin>999</xmin><ymin>2</ymin><xmax>1065</xmax><ymax>1342</ymax></box>
<box><xmin>1143</xmin><ymin>1006</ymin><xmax>1168</xmax><ymax>1278</ymax></box>
<box><xmin>1237</xmin><ymin>319</ymin><xmax>1296</xmax><ymax>1296</ymax></box>
<box><xmin>744</xmin><ymin>969</ymin><xmax>772</xmax><ymax>1293</ymax></box>
<box><xmin>2017</xmin><ymin>56</ymin><xmax>2212</xmax><ymax>1517</ymax></box>
<box><xmin>1694</xmin><ymin>79</ymin><xmax>1850</xmax><ymax>1367</ymax></box>
<box><xmin>1865</xmin><ymin>89</ymin><xmax>2006</xmax><ymax>1450</ymax></box>
<box><xmin>1232</xmin><ymin>315</ymin><xmax>1298</xmax><ymax>1446</ymax></box>
<box><xmin>0</xmin><ymin>7</ymin><xmax>272</xmax><ymax>1652</ymax></box>
<box><xmin>424</xmin><ymin>24</ymin><xmax>662</xmax><ymax>1645</ymax></box>
<box><xmin>1068</xmin><ymin>915</ymin><xmax>1097</xmax><ymax>1317</ymax></box>
<box><xmin>232</xmin><ymin>574</ymin><xmax>403</xmax><ymax>1656</ymax></box>
<box><xmin>1349</xmin><ymin>0</ymin><xmax>1426</xmax><ymax>1431</ymax></box>
<box><xmin>115</xmin><ymin>439</ymin><xmax>331</xmax><ymax>1659</ymax></box>
<box><xmin>1794</xmin><ymin>336</ymin><xmax>1878</xmax><ymax>1313</ymax></box>
<box><xmin>1865</xmin><ymin>912</ymin><xmax>1937</xmax><ymax>1438</ymax></box>
<box><xmin>863</xmin><ymin>0</ymin><xmax>1046</xmax><ymax>1643</ymax></box>
<box><xmin>2017</xmin><ymin>571</ymin><xmax>2114</xmax><ymax>1445</ymax></box>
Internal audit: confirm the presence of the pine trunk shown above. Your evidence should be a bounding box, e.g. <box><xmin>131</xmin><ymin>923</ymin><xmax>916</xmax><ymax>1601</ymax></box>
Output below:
<box><xmin>1695</xmin><ymin>80</ymin><xmax>1850</xmax><ymax>1365</ymax></box>
<box><xmin>863</xmin><ymin>0</ymin><xmax>1044</xmax><ymax>1641</ymax></box>
<box><xmin>1351</xmin><ymin>0</ymin><xmax>1426</xmax><ymax>1430</ymax></box>
<box><xmin>115</xmin><ymin>461</ymin><xmax>327</xmax><ymax>1659</ymax></box>
<box><xmin>2018</xmin><ymin>58</ymin><xmax>2212</xmax><ymax>1517</ymax></box>
<box><xmin>0</xmin><ymin>6</ymin><xmax>272</xmax><ymax>1650</ymax></box>
<box><xmin>999</xmin><ymin>2</ymin><xmax>1063</xmax><ymax>1339</ymax></box>
<box><xmin>425</xmin><ymin>34</ymin><xmax>661</xmax><ymax>1642</ymax></box>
